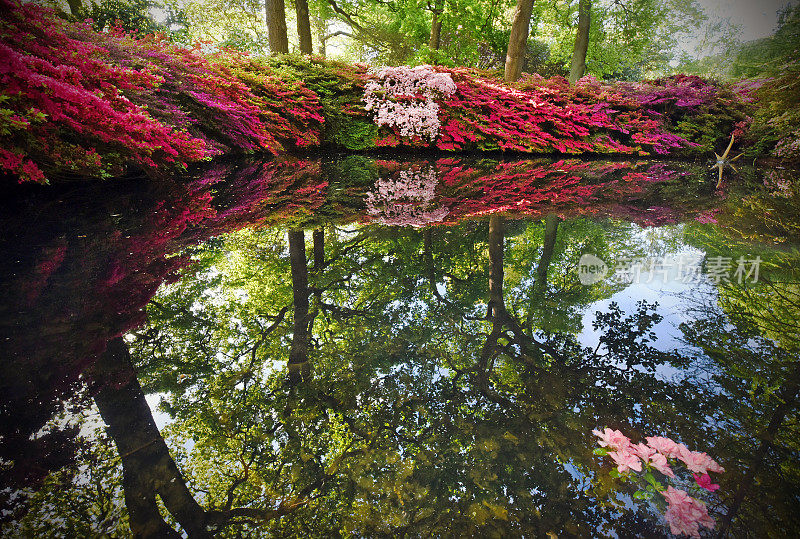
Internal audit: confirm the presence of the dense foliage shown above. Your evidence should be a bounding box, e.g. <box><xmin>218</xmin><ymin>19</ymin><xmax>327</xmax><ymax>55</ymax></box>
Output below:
<box><xmin>734</xmin><ymin>6</ymin><xmax>800</xmax><ymax>163</ymax></box>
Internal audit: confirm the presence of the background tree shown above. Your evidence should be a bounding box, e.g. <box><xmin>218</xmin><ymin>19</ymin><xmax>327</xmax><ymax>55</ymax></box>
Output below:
<box><xmin>266</xmin><ymin>0</ymin><xmax>290</xmax><ymax>53</ymax></box>
<box><xmin>296</xmin><ymin>0</ymin><xmax>314</xmax><ymax>53</ymax></box>
<box><xmin>504</xmin><ymin>0</ymin><xmax>534</xmax><ymax>81</ymax></box>
<box><xmin>568</xmin><ymin>0</ymin><xmax>590</xmax><ymax>83</ymax></box>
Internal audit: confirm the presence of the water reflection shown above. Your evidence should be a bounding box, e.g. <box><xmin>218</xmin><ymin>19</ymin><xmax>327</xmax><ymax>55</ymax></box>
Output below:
<box><xmin>1</xmin><ymin>157</ymin><xmax>799</xmax><ymax>536</ymax></box>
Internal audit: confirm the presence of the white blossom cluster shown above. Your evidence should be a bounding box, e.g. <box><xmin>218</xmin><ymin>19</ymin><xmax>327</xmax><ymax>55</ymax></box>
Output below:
<box><xmin>363</xmin><ymin>65</ymin><xmax>456</xmax><ymax>140</ymax></box>
<box><xmin>365</xmin><ymin>168</ymin><xmax>450</xmax><ymax>227</ymax></box>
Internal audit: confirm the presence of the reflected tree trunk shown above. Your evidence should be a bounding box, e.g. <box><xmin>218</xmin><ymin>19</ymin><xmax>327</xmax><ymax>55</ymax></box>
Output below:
<box><xmin>313</xmin><ymin>228</ymin><xmax>325</xmax><ymax>271</ymax></box>
<box><xmin>477</xmin><ymin>216</ymin><xmax>513</xmax><ymax>405</ymax></box>
<box><xmin>487</xmin><ymin>215</ymin><xmax>506</xmax><ymax>322</ymax></box>
<box><xmin>536</xmin><ymin>214</ymin><xmax>559</xmax><ymax>287</ymax></box>
<box><xmin>528</xmin><ymin>214</ymin><xmax>559</xmax><ymax>333</ymax></box>
<box><xmin>288</xmin><ymin>229</ymin><xmax>311</xmax><ymax>385</ymax></box>
<box><xmin>504</xmin><ymin>0</ymin><xmax>535</xmax><ymax>82</ymax></box>
<box><xmin>717</xmin><ymin>362</ymin><xmax>800</xmax><ymax>537</ymax></box>
<box><xmin>483</xmin><ymin>217</ymin><xmax>554</xmax><ymax>371</ymax></box>
<box><xmin>93</xmin><ymin>338</ymin><xmax>307</xmax><ymax>536</ymax></box>
<box><xmin>266</xmin><ymin>0</ymin><xmax>290</xmax><ymax>54</ymax></box>
<box><xmin>568</xmin><ymin>0</ymin><xmax>591</xmax><ymax>84</ymax></box>
<box><xmin>423</xmin><ymin>228</ymin><xmax>450</xmax><ymax>304</ymax></box>
<box><xmin>93</xmin><ymin>338</ymin><xmax>210</xmax><ymax>539</ymax></box>
<box><xmin>481</xmin><ymin>218</ymin><xmax>506</xmax><ymax>370</ymax></box>
<box><xmin>307</xmin><ymin>227</ymin><xmax>325</xmax><ymax>338</ymax></box>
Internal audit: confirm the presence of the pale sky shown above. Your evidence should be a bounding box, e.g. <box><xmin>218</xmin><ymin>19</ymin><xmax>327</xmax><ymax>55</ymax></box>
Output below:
<box><xmin>699</xmin><ymin>0</ymin><xmax>795</xmax><ymax>41</ymax></box>
<box><xmin>668</xmin><ymin>0</ymin><xmax>796</xmax><ymax>61</ymax></box>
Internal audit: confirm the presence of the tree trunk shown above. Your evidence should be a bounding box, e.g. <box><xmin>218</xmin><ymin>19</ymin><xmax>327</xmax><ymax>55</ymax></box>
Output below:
<box><xmin>266</xmin><ymin>0</ymin><xmax>290</xmax><ymax>54</ymax></box>
<box><xmin>67</xmin><ymin>0</ymin><xmax>82</xmax><ymax>15</ymax></box>
<box><xmin>92</xmin><ymin>338</ymin><xmax>210</xmax><ymax>539</ymax></box>
<box><xmin>295</xmin><ymin>0</ymin><xmax>314</xmax><ymax>54</ymax></box>
<box><xmin>429</xmin><ymin>12</ymin><xmax>442</xmax><ymax>51</ymax></box>
<box><xmin>288</xmin><ymin>230</ymin><xmax>311</xmax><ymax>385</ymax></box>
<box><xmin>568</xmin><ymin>0</ymin><xmax>591</xmax><ymax>84</ymax></box>
<box><xmin>504</xmin><ymin>0</ymin><xmax>535</xmax><ymax>82</ymax></box>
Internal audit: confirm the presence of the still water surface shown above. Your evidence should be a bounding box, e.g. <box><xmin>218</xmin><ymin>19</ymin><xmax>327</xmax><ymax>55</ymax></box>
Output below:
<box><xmin>1</xmin><ymin>156</ymin><xmax>798</xmax><ymax>537</ymax></box>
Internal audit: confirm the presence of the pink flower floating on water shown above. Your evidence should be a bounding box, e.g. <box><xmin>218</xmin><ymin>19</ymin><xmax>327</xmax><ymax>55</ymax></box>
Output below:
<box><xmin>593</xmin><ymin>428</ymin><xmax>724</xmax><ymax>538</ymax></box>
<box><xmin>592</xmin><ymin>427</ymin><xmax>632</xmax><ymax>451</ymax></box>
<box><xmin>678</xmin><ymin>446</ymin><xmax>725</xmax><ymax>475</ymax></box>
<box><xmin>608</xmin><ymin>449</ymin><xmax>643</xmax><ymax>473</ymax></box>
<box><xmin>649</xmin><ymin>452</ymin><xmax>676</xmax><ymax>479</ymax></box>
<box><xmin>692</xmin><ymin>473</ymin><xmax>720</xmax><ymax>492</ymax></box>
<box><xmin>662</xmin><ymin>486</ymin><xmax>716</xmax><ymax>538</ymax></box>
<box><xmin>645</xmin><ymin>436</ymin><xmax>682</xmax><ymax>459</ymax></box>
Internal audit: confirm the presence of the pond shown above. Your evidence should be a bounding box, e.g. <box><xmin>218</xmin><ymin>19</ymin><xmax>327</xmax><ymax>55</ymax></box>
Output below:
<box><xmin>1</xmin><ymin>155</ymin><xmax>799</xmax><ymax>537</ymax></box>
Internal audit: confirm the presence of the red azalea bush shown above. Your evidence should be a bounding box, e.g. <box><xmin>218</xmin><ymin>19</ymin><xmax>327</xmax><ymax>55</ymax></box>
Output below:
<box><xmin>365</xmin><ymin>69</ymin><xmax>753</xmax><ymax>156</ymax></box>
<box><xmin>432</xmin><ymin>71</ymin><xmax>688</xmax><ymax>155</ymax></box>
<box><xmin>0</xmin><ymin>0</ymin><xmax>324</xmax><ymax>184</ymax></box>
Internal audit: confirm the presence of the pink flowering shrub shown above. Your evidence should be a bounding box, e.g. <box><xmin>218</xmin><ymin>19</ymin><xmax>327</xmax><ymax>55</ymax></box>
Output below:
<box><xmin>593</xmin><ymin>428</ymin><xmax>724</xmax><ymax>538</ymax></box>
<box><xmin>363</xmin><ymin>65</ymin><xmax>456</xmax><ymax>140</ymax></box>
<box><xmin>0</xmin><ymin>1</ymin><xmax>207</xmax><ymax>183</ymax></box>
<box><xmin>365</xmin><ymin>69</ymin><xmax>751</xmax><ymax>156</ymax></box>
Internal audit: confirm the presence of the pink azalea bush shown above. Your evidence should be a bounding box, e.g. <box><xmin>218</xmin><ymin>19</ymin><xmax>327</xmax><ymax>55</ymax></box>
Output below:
<box><xmin>592</xmin><ymin>427</ymin><xmax>724</xmax><ymax>538</ymax></box>
<box><xmin>363</xmin><ymin>65</ymin><xmax>457</xmax><ymax>140</ymax></box>
<box><xmin>0</xmin><ymin>0</ymin><xmax>323</xmax><ymax>183</ymax></box>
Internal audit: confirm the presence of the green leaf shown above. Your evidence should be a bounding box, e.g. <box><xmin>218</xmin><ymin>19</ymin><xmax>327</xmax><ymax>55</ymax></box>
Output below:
<box><xmin>593</xmin><ymin>447</ymin><xmax>609</xmax><ymax>456</ymax></box>
<box><xmin>609</xmin><ymin>468</ymin><xmax>621</xmax><ymax>478</ymax></box>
